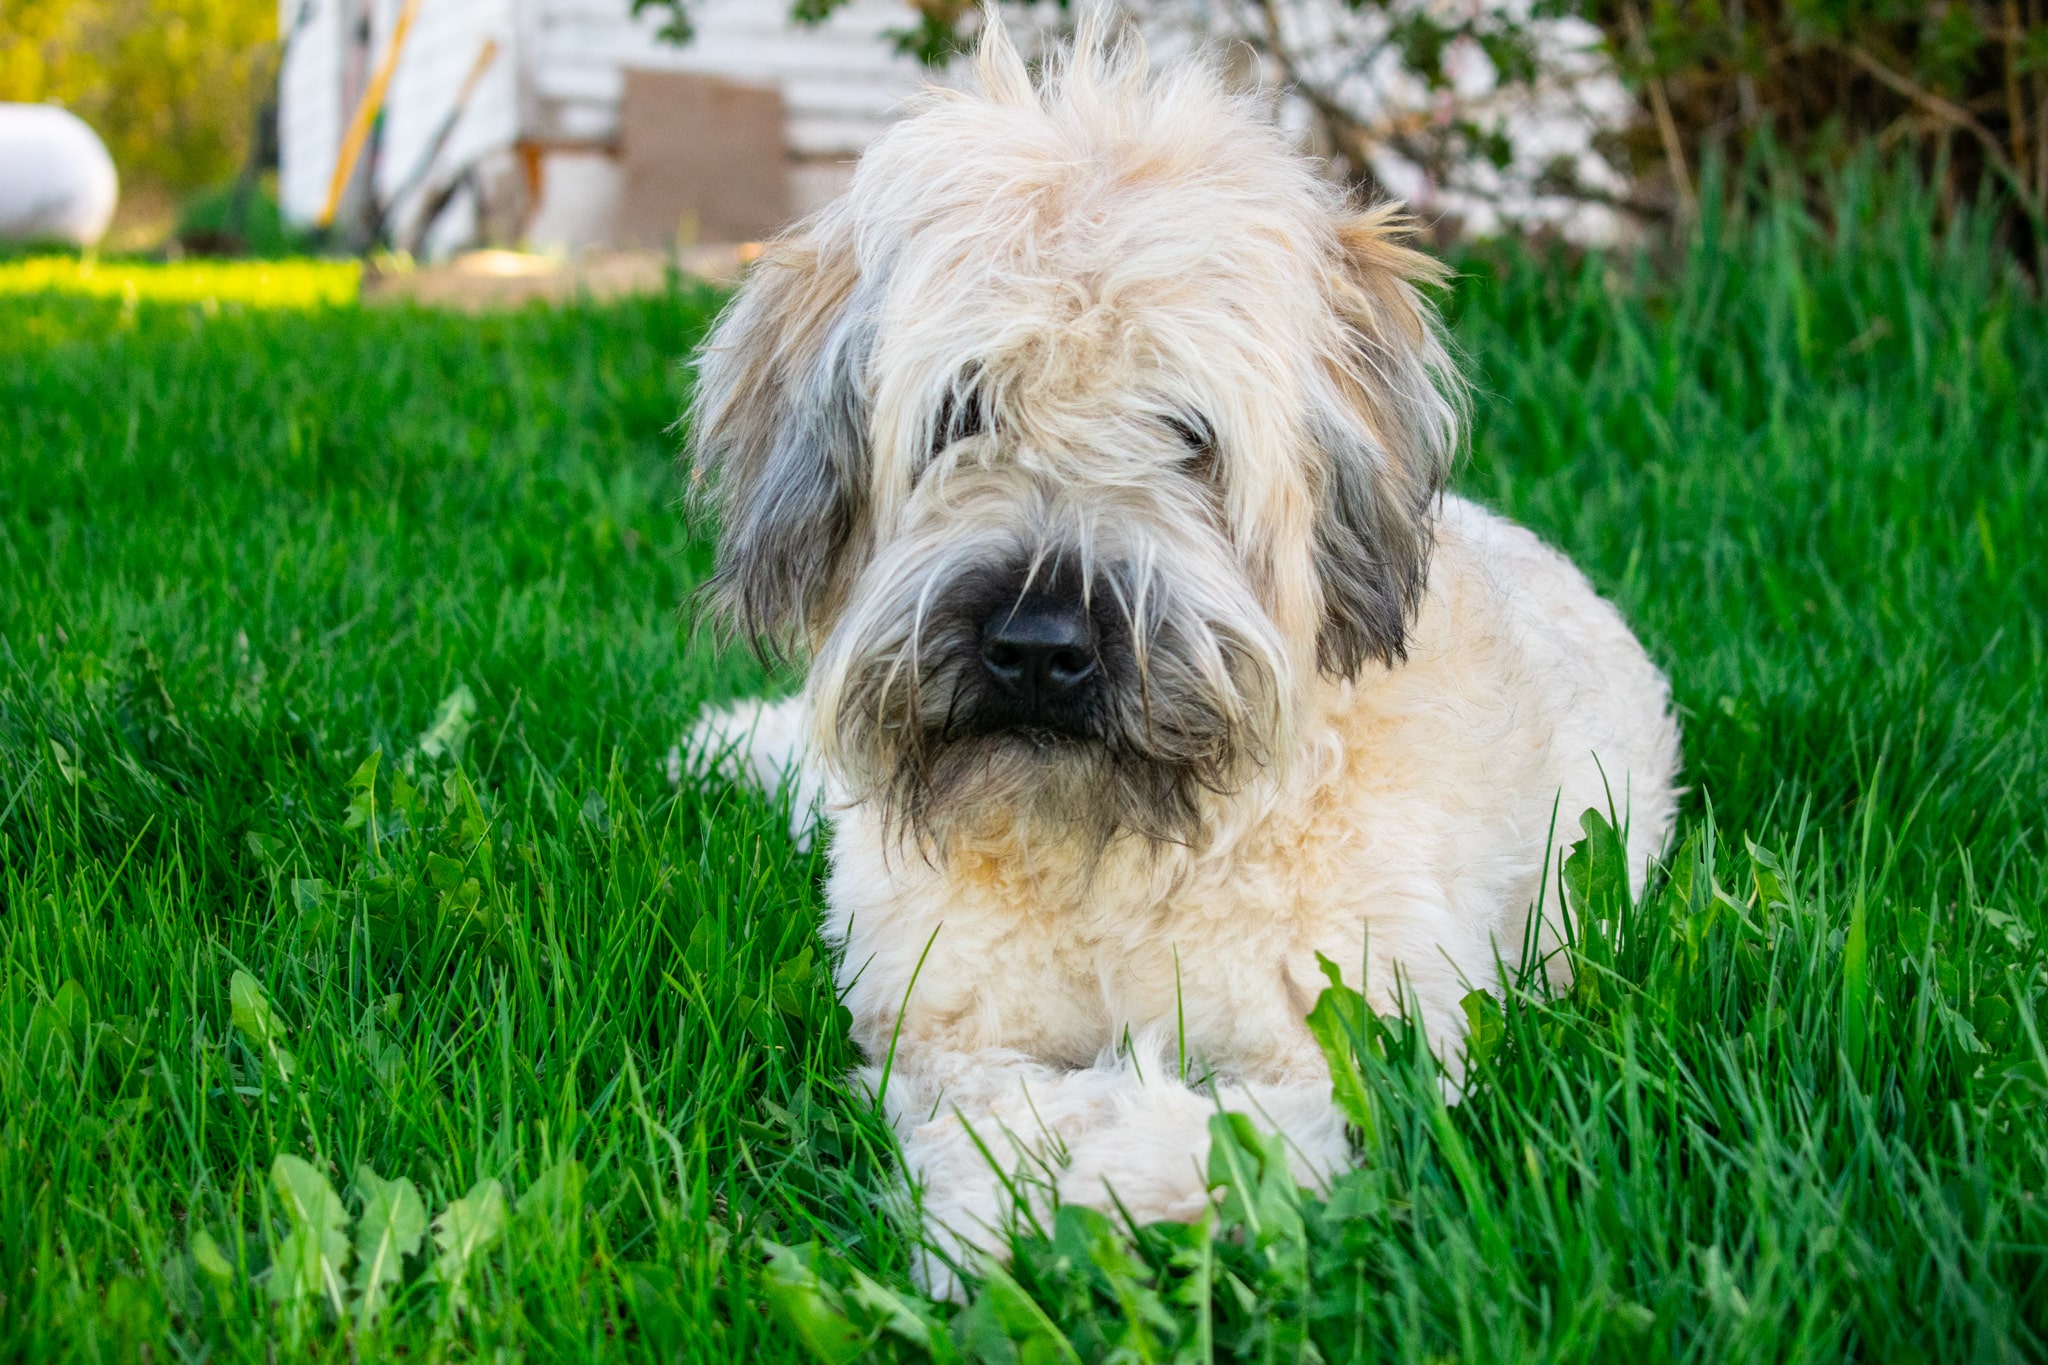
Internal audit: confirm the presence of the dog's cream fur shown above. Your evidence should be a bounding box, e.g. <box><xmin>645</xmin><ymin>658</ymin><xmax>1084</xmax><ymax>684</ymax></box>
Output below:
<box><xmin>686</xmin><ymin>17</ymin><xmax>1679</xmax><ymax>1285</ymax></box>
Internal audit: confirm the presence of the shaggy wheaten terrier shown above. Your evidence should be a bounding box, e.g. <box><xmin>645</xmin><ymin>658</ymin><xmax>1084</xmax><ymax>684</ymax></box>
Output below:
<box><xmin>686</xmin><ymin>17</ymin><xmax>1680</xmax><ymax>1283</ymax></box>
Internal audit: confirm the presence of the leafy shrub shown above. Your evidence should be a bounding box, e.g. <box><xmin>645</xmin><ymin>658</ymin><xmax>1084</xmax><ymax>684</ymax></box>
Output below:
<box><xmin>1586</xmin><ymin>0</ymin><xmax>2048</xmax><ymax>258</ymax></box>
<box><xmin>175</xmin><ymin>180</ymin><xmax>313</xmax><ymax>259</ymax></box>
<box><xmin>0</xmin><ymin>0</ymin><xmax>277</xmax><ymax>197</ymax></box>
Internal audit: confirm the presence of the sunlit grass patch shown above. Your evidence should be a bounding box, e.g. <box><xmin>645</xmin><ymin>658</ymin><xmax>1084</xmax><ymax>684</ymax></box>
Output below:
<box><xmin>0</xmin><ymin>254</ymin><xmax>361</xmax><ymax>307</ymax></box>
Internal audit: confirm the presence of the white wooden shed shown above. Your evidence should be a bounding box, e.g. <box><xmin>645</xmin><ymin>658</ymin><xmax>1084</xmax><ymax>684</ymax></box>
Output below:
<box><xmin>277</xmin><ymin>0</ymin><xmax>936</xmax><ymax>253</ymax></box>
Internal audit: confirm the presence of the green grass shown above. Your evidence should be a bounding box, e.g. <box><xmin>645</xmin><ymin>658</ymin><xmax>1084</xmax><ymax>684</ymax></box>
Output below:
<box><xmin>2</xmin><ymin>160</ymin><xmax>2043</xmax><ymax>1362</ymax></box>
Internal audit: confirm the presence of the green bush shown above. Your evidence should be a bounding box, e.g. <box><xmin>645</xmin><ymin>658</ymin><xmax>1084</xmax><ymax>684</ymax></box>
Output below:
<box><xmin>1587</xmin><ymin>0</ymin><xmax>2048</xmax><ymax>257</ymax></box>
<box><xmin>0</xmin><ymin>0</ymin><xmax>276</xmax><ymax>197</ymax></box>
<box><xmin>174</xmin><ymin>181</ymin><xmax>314</xmax><ymax>260</ymax></box>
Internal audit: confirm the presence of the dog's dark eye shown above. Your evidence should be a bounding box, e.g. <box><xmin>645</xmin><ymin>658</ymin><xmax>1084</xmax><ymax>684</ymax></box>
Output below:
<box><xmin>1165</xmin><ymin>415</ymin><xmax>1215</xmax><ymax>477</ymax></box>
<box><xmin>932</xmin><ymin>389</ymin><xmax>986</xmax><ymax>456</ymax></box>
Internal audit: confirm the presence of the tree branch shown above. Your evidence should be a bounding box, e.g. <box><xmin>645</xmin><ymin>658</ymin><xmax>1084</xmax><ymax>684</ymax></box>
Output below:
<box><xmin>1835</xmin><ymin>39</ymin><xmax>2042</xmax><ymax>223</ymax></box>
<box><xmin>1622</xmin><ymin>0</ymin><xmax>1695</xmax><ymax>220</ymax></box>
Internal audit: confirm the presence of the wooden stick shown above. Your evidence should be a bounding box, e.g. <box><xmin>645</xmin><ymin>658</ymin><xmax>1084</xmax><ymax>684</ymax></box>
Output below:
<box><xmin>2004</xmin><ymin>0</ymin><xmax>2027</xmax><ymax>173</ymax></box>
<box><xmin>1623</xmin><ymin>0</ymin><xmax>1695</xmax><ymax>222</ymax></box>
<box><xmin>382</xmin><ymin>37</ymin><xmax>500</xmax><ymax>222</ymax></box>
<box><xmin>318</xmin><ymin>0</ymin><xmax>426</xmax><ymax>229</ymax></box>
<box><xmin>1838</xmin><ymin>39</ymin><xmax>2042</xmax><ymax>226</ymax></box>
<box><xmin>2031</xmin><ymin>0</ymin><xmax>2046</xmax><ymax>206</ymax></box>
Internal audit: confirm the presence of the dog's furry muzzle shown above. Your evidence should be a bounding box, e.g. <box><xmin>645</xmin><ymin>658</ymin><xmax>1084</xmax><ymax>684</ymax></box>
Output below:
<box><xmin>811</xmin><ymin>489</ymin><xmax>1289</xmax><ymax>849</ymax></box>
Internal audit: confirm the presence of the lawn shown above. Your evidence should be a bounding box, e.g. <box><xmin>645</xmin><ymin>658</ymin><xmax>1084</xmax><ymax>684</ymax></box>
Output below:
<box><xmin>2</xmin><ymin>163</ymin><xmax>2044</xmax><ymax>1362</ymax></box>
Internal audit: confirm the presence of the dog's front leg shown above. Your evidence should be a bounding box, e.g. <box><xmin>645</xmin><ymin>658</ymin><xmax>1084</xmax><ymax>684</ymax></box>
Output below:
<box><xmin>1049</xmin><ymin>1061</ymin><xmax>1351</xmax><ymax>1222</ymax></box>
<box><xmin>682</xmin><ymin>695</ymin><xmax>826</xmax><ymax>846</ymax></box>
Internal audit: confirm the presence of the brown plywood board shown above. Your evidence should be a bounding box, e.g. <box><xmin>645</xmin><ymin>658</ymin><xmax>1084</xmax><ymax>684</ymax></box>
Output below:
<box><xmin>617</xmin><ymin>69</ymin><xmax>790</xmax><ymax>247</ymax></box>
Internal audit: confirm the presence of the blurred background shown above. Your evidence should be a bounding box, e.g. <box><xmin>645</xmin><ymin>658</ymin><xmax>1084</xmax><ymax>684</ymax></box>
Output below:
<box><xmin>3</xmin><ymin>0</ymin><xmax>2044</xmax><ymax>274</ymax></box>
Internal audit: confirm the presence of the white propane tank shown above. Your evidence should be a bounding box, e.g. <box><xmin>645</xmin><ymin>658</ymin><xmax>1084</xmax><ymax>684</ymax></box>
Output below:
<box><xmin>0</xmin><ymin>104</ymin><xmax>120</xmax><ymax>246</ymax></box>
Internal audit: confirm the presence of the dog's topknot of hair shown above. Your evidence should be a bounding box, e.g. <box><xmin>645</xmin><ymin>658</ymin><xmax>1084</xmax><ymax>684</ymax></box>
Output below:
<box><xmin>969</xmin><ymin>7</ymin><xmax>1153</xmax><ymax>110</ymax></box>
<box><xmin>844</xmin><ymin>9</ymin><xmax>1329</xmax><ymax>246</ymax></box>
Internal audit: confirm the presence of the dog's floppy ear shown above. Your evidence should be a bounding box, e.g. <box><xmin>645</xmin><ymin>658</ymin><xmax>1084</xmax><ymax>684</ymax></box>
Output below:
<box><xmin>687</xmin><ymin>229</ymin><xmax>875</xmax><ymax>653</ymax></box>
<box><xmin>1309</xmin><ymin>205</ymin><xmax>1462</xmax><ymax>676</ymax></box>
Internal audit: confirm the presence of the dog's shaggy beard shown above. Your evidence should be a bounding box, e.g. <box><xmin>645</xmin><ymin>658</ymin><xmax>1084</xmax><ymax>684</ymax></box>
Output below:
<box><xmin>812</xmin><ymin>541</ymin><xmax>1287</xmax><ymax>854</ymax></box>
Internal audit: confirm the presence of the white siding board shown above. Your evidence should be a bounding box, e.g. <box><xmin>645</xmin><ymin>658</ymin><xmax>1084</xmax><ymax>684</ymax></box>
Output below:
<box><xmin>530</xmin><ymin>0</ymin><xmax>929</xmax><ymax>140</ymax></box>
<box><xmin>788</xmin><ymin>123</ymin><xmax>895</xmax><ymax>154</ymax></box>
<box><xmin>277</xmin><ymin>0</ymin><xmax>344</xmax><ymax>224</ymax></box>
<box><xmin>778</xmin><ymin>78</ymin><xmax>906</xmax><ymax>115</ymax></box>
<box><xmin>528</xmin><ymin>63</ymin><xmax>623</xmax><ymax>105</ymax></box>
<box><xmin>551</xmin><ymin>101</ymin><xmax>619</xmax><ymax>141</ymax></box>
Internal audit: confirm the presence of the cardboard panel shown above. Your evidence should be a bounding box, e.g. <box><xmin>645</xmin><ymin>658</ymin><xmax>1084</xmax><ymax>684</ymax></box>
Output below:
<box><xmin>617</xmin><ymin>69</ymin><xmax>789</xmax><ymax>246</ymax></box>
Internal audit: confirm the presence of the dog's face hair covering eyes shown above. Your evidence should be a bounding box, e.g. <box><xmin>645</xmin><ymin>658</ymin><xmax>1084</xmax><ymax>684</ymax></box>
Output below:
<box><xmin>688</xmin><ymin>21</ymin><xmax>1463</xmax><ymax>849</ymax></box>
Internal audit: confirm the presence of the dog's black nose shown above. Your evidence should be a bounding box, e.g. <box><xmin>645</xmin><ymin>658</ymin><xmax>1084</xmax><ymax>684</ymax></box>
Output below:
<box><xmin>981</xmin><ymin>595</ymin><xmax>1098</xmax><ymax>705</ymax></box>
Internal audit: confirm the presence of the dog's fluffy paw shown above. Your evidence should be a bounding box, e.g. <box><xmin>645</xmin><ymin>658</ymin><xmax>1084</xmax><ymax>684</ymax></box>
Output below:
<box><xmin>676</xmin><ymin>695</ymin><xmax>826</xmax><ymax>848</ymax></box>
<box><xmin>1051</xmin><ymin>1070</ymin><xmax>1349</xmax><ymax>1224</ymax></box>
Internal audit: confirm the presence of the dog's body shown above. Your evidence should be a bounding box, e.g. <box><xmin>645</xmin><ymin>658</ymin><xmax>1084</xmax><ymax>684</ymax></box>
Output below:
<box><xmin>686</xmin><ymin>19</ymin><xmax>1679</xmax><ymax>1280</ymax></box>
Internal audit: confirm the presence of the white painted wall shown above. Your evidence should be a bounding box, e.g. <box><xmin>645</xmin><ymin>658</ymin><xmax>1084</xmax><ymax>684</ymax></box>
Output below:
<box><xmin>277</xmin><ymin>0</ymin><xmax>346</xmax><ymax>223</ymax></box>
<box><xmin>280</xmin><ymin>0</ymin><xmax>521</xmax><ymax>231</ymax></box>
<box><xmin>525</xmin><ymin>0</ymin><xmax>929</xmax><ymax>162</ymax></box>
<box><xmin>523</xmin><ymin>147</ymin><xmax>621</xmax><ymax>250</ymax></box>
<box><xmin>376</xmin><ymin>0</ymin><xmax>520</xmax><ymax>227</ymax></box>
